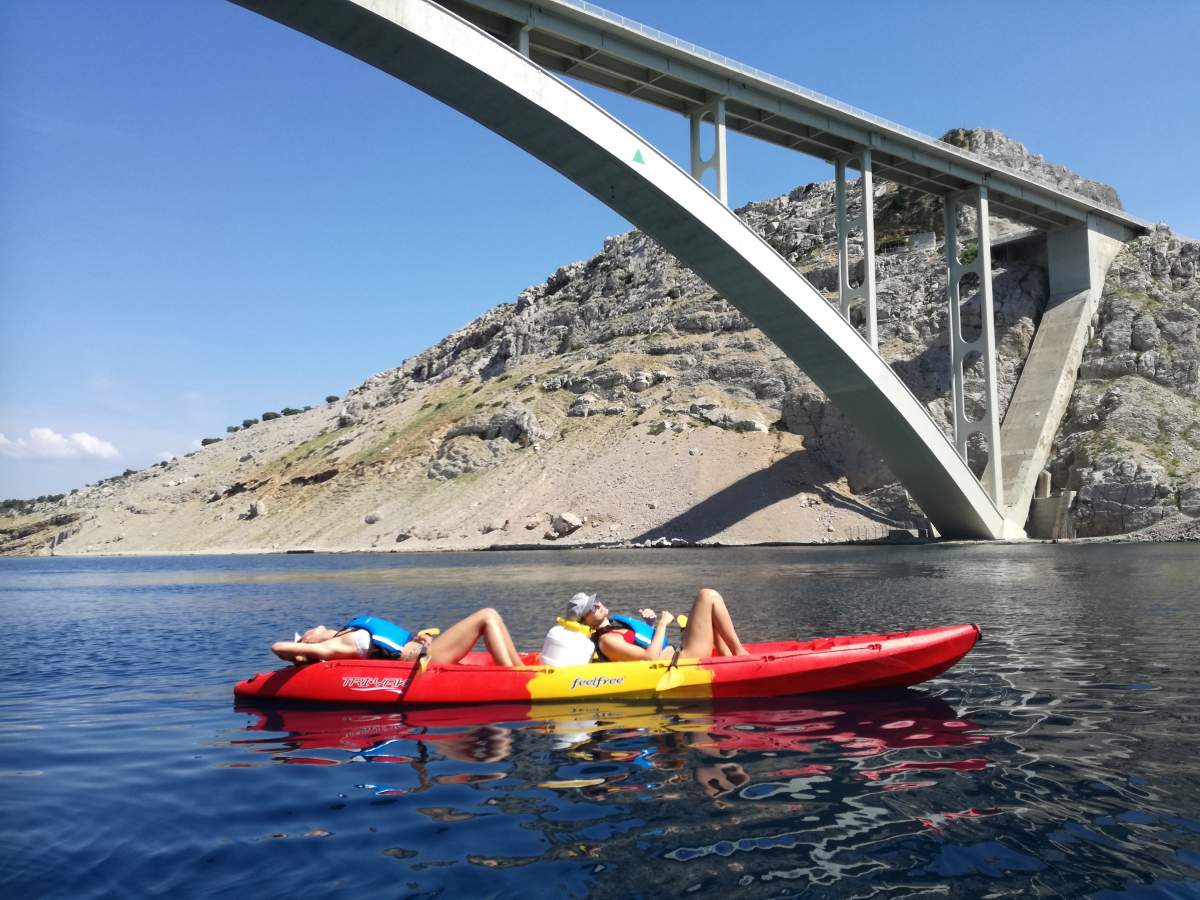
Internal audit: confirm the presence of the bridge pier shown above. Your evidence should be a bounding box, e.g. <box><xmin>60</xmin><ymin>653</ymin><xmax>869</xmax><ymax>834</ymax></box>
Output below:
<box><xmin>998</xmin><ymin>216</ymin><xmax>1130</xmax><ymax>526</ymax></box>
<box><xmin>944</xmin><ymin>186</ymin><xmax>1003</xmax><ymax>507</ymax></box>
<box><xmin>834</xmin><ymin>149</ymin><xmax>878</xmax><ymax>349</ymax></box>
<box><xmin>506</xmin><ymin>22</ymin><xmax>530</xmax><ymax>56</ymax></box>
<box><xmin>689</xmin><ymin>96</ymin><xmax>727</xmax><ymax>205</ymax></box>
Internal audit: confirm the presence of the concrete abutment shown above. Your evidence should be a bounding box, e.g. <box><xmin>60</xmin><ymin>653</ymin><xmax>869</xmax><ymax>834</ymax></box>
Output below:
<box><xmin>999</xmin><ymin>215</ymin><xmax>1132</xmax><ymax>531</ymax></box>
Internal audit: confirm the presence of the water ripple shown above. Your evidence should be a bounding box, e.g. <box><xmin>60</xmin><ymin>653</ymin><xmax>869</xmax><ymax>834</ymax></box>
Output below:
<box><xmin>2</xmin><ymin>545</ymin><xmax>1199</xmax><ymax>898</ymax></box>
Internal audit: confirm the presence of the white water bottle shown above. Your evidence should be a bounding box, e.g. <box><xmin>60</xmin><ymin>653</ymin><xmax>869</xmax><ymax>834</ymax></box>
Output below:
<box><xmin>540</xmin><ymin>624</ymin><xmax>595</xmax><ymax>667</ymax></box>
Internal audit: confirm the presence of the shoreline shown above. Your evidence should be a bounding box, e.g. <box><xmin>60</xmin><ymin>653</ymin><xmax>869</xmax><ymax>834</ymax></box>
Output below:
<box><xmin>26</xmin><ymin>531</ymin><xmax>1195</xmax><ymax>561</ymax></box>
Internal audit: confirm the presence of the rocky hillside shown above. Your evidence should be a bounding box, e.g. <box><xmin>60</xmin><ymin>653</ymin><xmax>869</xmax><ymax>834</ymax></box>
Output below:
<box><xmin>3</xmin><ymin>129</ymin><xmax>1197</xmax><ymax>555</ymax></box>
<box><xmin>1050</xmin><ymin>227</ymin><xmax>1200</xmax><ymax>535</ymax></box>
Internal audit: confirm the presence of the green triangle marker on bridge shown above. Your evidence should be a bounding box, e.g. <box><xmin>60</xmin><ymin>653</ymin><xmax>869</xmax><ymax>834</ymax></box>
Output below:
<box><xmin>631</xmin><ymin>148</ymin><xmax>645</xmax><ymax>165</ymax></box>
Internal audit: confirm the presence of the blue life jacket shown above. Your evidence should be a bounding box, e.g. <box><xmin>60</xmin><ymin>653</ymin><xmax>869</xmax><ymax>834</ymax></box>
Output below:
<box><xmin>342</xmin><ymin>616</ymin><xmax>413</xmax><ymax>656</ymax></box>
<box><xmin>592</xmin><ymin>614</ymin><xmax>668</xmax><ymax>661</ymax></box>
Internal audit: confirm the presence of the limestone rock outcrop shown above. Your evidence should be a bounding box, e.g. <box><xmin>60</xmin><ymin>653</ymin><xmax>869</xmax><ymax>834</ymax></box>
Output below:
<box><xmin>1047</xmin><ymin>227</ymin><xmax>1200</xmax><ymax>536</ymax></box>
<box><xmin>545</xmin><ymin>511</ymin><xmax>583</xmax><ymax>540</ymax></box>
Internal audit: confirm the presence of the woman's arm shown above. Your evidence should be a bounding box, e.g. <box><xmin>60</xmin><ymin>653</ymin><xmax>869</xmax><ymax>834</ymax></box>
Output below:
<box><xmin>596</xmin><ymin>633</ymin><xmax>658</xmax><ymax>662</ymax></box>
<box><xmin>597</xmin><ymin>611</ymin><xmax>674</xmax><ymax>662</ymax></box>
<box><xmin>271</xmin><ymin>633</ymin><xmax>360</xmax><ymax>664</ymax></box>
<box><xmin>649</xmin><ymin>611</ymin><xmax>672</xmax><ymax>653</ymax></box>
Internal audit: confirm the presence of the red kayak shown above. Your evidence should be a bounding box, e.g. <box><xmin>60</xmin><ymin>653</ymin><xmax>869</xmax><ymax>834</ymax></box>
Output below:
<box><xmin>234</xmin><ymin>624</ymin><xmax>981</xmax><ymax>706</ymax></box>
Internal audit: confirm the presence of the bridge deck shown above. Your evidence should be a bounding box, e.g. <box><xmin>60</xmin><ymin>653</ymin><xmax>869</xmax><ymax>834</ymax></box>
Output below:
<box><xmin>445</xmin><ymin>0</ymin><xmax>1149</xmax><ymax>235</ymax></box>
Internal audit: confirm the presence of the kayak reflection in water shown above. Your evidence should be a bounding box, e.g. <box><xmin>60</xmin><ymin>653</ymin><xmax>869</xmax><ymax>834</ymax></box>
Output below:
<box><xmin>236</xmin><ymin>694</ymin><xmax>988</xmax><ymax>808</ymax></box>
<box><xmin>567</xmin><ymin>587</ymin><xmax>751</xmax><ymax>662</ymax></box>
<box><xmin>270</xmin><ymin>608</ymin><xmax>522</xmax><ymax>667</ymax></box>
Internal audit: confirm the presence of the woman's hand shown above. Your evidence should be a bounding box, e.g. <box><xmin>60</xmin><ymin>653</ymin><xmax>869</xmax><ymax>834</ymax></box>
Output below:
<box><xmin>658</xmin><ymin>610</ymin><xmax>674</xmax><ymax>629</ymax></box>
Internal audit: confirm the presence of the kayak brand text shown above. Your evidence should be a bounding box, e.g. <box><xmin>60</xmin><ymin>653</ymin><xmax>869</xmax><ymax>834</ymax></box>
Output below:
<box><xmin>342</xmin><ymin>675</ymin><xmax>409</xmax><ymax>691</ymax></box>
<box><xmin>570</xmin><ymin>674</ymin><xmax>625</xmax><ymax>691</ymax></box>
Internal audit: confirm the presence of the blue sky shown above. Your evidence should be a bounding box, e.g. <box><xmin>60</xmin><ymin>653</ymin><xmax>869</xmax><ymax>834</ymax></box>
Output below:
<box><xmin>2</xmin><ymin>0</ymin><xmax>1196</xmax><ymax>499</ymax></box>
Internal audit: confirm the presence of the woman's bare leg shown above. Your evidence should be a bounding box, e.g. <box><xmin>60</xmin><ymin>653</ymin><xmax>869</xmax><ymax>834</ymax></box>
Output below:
<box><xmin>427</xmin><ymin>608</ymin><xmax>520</xmax><ymax>666</ymax></box>
<box><xmin>487</xmin><ymin>609</ymin><xmax>522</xmax><ymax>665</ymax></box>
<box><xmin>680</xmin><ymin>589</ymin><xmax>748</xmax><ymax>658</ymax></box>
<box><xmin>706</xmin><ymin>589</ymin><xmax>748</xmax><ymax>656</ymax></box>
<box><xmin>679</xmin><ymin>589</ymin><xmax>715</xmax><ymax>658</ymax></box>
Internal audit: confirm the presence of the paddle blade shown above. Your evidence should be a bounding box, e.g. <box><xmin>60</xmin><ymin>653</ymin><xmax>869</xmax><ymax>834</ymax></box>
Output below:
<box><xmin>654</xmin><ymin>648</ymin><xmax>685</xmax><ymax>693</ymax></box>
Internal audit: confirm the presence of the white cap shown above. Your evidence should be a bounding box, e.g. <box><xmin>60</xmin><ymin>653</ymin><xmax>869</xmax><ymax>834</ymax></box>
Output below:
<box><xmin>565</xmin><ymin>592</ymin><xmax>599</xmax><ymax>621</ymax></box>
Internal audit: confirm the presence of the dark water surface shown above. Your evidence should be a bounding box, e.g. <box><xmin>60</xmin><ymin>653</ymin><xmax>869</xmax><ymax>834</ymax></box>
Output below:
<box><xmin>2</xmin><ymin>545</ymin><xmax>1198</xmax><ymax>898</ymax></box>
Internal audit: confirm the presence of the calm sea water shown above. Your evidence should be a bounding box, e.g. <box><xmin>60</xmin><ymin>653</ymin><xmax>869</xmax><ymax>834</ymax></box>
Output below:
<box><xmin>1</xmin><ymin>545</ymin><xmax>1198</xmax><ymax>898</ymax></box>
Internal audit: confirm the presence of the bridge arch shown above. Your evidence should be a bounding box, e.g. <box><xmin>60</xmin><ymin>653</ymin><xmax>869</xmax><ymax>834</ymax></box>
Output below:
<box><xmin>232</xmin><ymin>0</ymin><xmax>1018</xmax><ymax>539</ymax></box>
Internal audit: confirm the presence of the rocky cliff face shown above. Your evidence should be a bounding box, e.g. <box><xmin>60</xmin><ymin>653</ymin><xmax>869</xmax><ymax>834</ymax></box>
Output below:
<box><xmin>1049</xmin><ymin>227</ymin><xmax>1200</xmax><ymax>535</ymax></box>
<box><xmin>3</xmin><ymin>128</ymin><xmax>1196</xmax><ymax>555</ymax></box>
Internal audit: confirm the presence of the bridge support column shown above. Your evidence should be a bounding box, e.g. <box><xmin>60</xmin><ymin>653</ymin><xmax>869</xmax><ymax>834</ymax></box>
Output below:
<box><xmin>689</xmin><ymin>96</ymin><xmax>727</xmax><ymax>205</ymax></box>
<box><xmin>997</xmin><ymin>215</ymin><xmax>1130</xmax><ymax>525</ymax></box>
<box><xmin>945</xmin><ymin>186</ymin><xmax>1003</xmax><ymax>507</ymax></box>
<box><xmin>835</xmin><ymin>149</ymin><xmax>878</xmax><ymax>349</ymax></box>
<box><xmin>506</xmin><ymin>22</ymin><xmax>530</xmax><ymax>56</ymax></box>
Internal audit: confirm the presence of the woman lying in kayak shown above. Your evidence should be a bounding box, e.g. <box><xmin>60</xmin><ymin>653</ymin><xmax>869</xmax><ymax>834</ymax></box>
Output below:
<box><xmin>271</xmin><ymin>608</ymin><xmax>522</xmax><ymax>667</ymax></box>
<box><xmin>566</xmin><ymin>588</ymin><xmax>750</xmax><ymax>662</ymax></box>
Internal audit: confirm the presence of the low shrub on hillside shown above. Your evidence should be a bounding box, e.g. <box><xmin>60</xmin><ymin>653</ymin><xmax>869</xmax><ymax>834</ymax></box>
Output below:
<box><xmin>1</xmin><ymin>493</ymin><xmax>66</xmax><ymax>516</ymax></box>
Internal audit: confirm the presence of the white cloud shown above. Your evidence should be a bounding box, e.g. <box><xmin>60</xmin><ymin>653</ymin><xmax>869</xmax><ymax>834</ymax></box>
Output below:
<box><xmin>157</xmin><ymin>451</ymin><xmax>177</xmax><ymax>462</ymax></box>
<box><xmin>0</xmin><ymin>427</ymin><xmax>120</xmax><ymax>461</ymax></box>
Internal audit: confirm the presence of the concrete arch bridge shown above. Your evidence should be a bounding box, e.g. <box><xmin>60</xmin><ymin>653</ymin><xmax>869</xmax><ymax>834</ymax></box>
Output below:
<box><xmin>229</xmin><ymin>0</ymin><xmax>1150</xmax><ymax>539</ymax></box>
